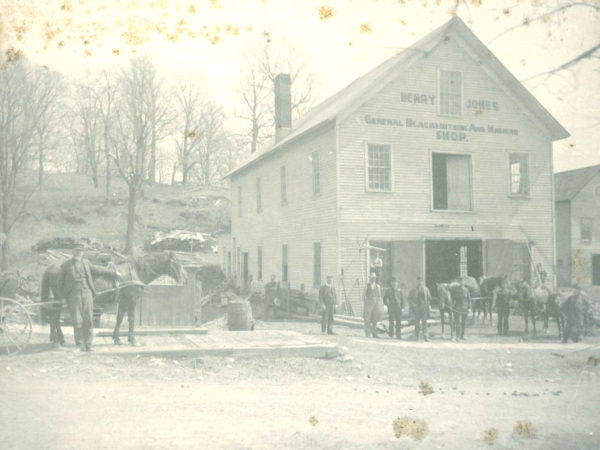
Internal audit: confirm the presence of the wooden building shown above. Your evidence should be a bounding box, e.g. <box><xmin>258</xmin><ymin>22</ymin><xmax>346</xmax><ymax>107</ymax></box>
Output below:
<box><xmin>223</xmin><ymin>17</ymin><xmax>569</xmax><ymax>314</ymax></box>
<box><xmin>555</xmin><ymin>165</ymin><xmax>600</xmax><ymax>287</ymax></box>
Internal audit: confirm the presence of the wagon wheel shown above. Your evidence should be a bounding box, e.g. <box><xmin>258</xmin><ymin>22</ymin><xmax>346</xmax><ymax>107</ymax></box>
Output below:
<box><xmin>0</xmin><ymin>297</ymin><xmax>33</xmax><ymax>355</ymax></box>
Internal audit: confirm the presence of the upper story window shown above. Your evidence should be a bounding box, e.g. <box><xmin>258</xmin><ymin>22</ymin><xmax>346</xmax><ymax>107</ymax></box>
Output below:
<box><xmin>280</xmin><ymin>166</ymin><xmax>287</xmax><ymax>206</ymax></box>
<box><xmin>256</xmin><ymin>177</ymin><xmax>262</xmax><ymax>213</ymax></box>
<box><xmin>366</xmin><ymin>143</ymin><xmax>392</xmax><ymax>191</ymax></box>
<box><xmin>237</xmin><ymin>185</ymin><xmax>242</xmax><ymax>218</ymax></box>
<box><xmin>581</xmin><ymin>217</ymin><xmax>592</xmax><ymax>242</ymax></box>
<box><xmin>432</xmin><ymin>152</ymin><xmax>472</xmax><ymax>211</ymax></box>
<box><xmin>439</xmin><ymin>70</ymin><xmax>462</xmax><ymax>116</ymax></box>
<box><xmin>312</xmin><ymin>151</ymin><xmax>321</xmax><ymax>196</ymax></box>
<box><xmin>509</xmin><ymin>153</ymin><xmax>530</xmax><ymax>196</ymax></box>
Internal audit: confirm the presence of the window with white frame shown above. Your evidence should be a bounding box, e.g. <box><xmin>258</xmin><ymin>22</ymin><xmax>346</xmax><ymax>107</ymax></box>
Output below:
<box><xmin>459</xmin><ymin>246</ymin><xmax>468</xmax><ymax>277</ymax></box>
<box><xmin>280</xmin><ymin>166</ymin><xmax>287</xmax><ymax>206</ymax></box>
<box><xmin>256</xmin><ymin>177</ymin><xmax>262</xmax><ymax>213</ymax></box>
<box><xmin>366</xmin><ymin>144</ymin><xmax>391</xmax><ymax>191</ymax></box>
<box><xmin>439</xmin><ymin>70</ymin><xmax>462</xmax><ymax>116</ymax></box>
<box><xmin>237</xmin><ymin>185</ymin><xmax>242</xmax><ymax>217</ymax></box>
<box><xmin>312</xmin><ymin>151</ymin><xmax>321</xmax><ymax>196</ymax></box>
<box><xmin>581</xmin><ymin>217</ymin><xmax>592</xmax><ymax>242</ymax></box>
<box><xmin>509</xmin><ymin>153</ymin><xmax>530</xmax><ymax>196</ymax></box>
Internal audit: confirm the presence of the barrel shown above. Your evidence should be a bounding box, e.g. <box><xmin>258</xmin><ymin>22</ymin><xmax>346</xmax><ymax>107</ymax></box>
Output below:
<box><xmin>227</xmin><ymin>300</ymin><xmax>254</xmax><ymax>331</ymax></box>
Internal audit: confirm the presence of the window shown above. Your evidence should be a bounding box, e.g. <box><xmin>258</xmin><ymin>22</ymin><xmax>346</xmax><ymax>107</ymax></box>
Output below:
<box><xmin>256</xmin><ymin>177</ymin><xmax>262</xmax><ymax>213</ymax></box>
<box><xmin>593</xmin><ymin>255</ymin><xmax>600</xmax><ymax>286</ymax></box>
<box><xmin>509</xmin><ymin>153</ymin><xmax>530</xmax><ymax>196</ymax></box>
<box><xmin>282</xmin><ymin>244</ymin><xmax>288</xmax><ymax>282</ymax></box>
<box><xmin>459</xmin><ymin>246</ymin><xmax>468</xmax><ymax>277</ymax></box>
<box><xmin>366</xmin><ymin>144</ymin><xmax>391</xmax><ymax>191</ymax></box>
<box><xmin>237</xmin><ymin>185</ymin><xmax>242</xmax><ymax>218</ymax></box>
<box><xmin>439</xmin><ymin>70</ymin><xmax>462</xmax><ymax>116</ymax></box>
<box><xmin>432</xmin><ymin>153</ymin><xmax>472</xmax><ymax>211</ymax></box>
<box><xmin>313</xmin><ymin>242</ymin><xmax>321</xmax><ymax>287</ymax></box>
<box><xmin>581</xmin><ymin>217</ymin><xmax>592</xmax><ymax>242</ymax></box>
<box><xmin>280</xmin><ymin>166</ymin><xmax>287</xmax><ymax>206</ymax></box>
<box><xmin>312</xmin><ymin>151</ymin><xmax>321</xmax><ymax>196</ymax></box>
<box><xmin>257</xmin><ymin>246</ymin><xmax>263</xmax><ymax>281</ymax></box>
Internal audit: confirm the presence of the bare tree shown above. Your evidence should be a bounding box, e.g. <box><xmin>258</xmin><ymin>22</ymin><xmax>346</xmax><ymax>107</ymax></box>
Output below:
<box><xmin>70</xmin><ymin>81</ymin><xmax>102</xmax><ymax>188</ymax></box>
<box><xmin>238</xmin><ymin>40</ymin><xmax>316</xmax><ymax>154</ymax></box>
<box><xmin>109</xmin><ymin>57</ymin><xmax>154</xmax><ymax>254</ymax></box>
<box><xmin>0</xmin><ymin>53</ymin><xmax>54</xmax><ymax>269</ymax></box>
<box><xmin>33</xmin><ymin>68</ymin><xmax>64</xmax><ymax>186</ymax></box>
<box><xmin>174</xmin><ymin>81</ymin><xmax>206</xmax><ymax>185</ymax></box>
<box><xmin>146</xmin><ymin>64</ymin><xmax>172</xmax><ymax>185</ymax></box>
<box><xmin>94</xmin><ymin>70</ymin><xmax>118</xmax><ymax>200</ymax></box>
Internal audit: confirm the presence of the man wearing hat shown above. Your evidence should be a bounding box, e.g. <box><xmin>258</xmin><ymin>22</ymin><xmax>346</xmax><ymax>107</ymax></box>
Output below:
<box><xmin>319</xmin><ymin>275</ymin><xmax>337</xmax><ymax>335</ymax></box>
<box><xmin>562</xmin><ymin>284</ymin><xmax>586</xmax><ymax>343</ymax></box>
<box><xmin>363</xmin><ymin>272</ymin><xmax>383</xmax><ymax>338</ymax></box>
<box><xmin>493</xmin><ymin>276</ymin><xmax>512</xmax><ymax>336</ymax></box>
<box><xmin>452</xmin><ymin>277</ymin><xmax>472</xmax><ymax>341</ymax></box>
<box><xmin>384</xmin><ymin>277</ymin><xmax>405</xmax><ymax>339</ymax></box>
<box><xmin>60</xmin><ymin>245</ymin><xmax>119</xmax><ymax>351</ymax></box>
<box><xmin>408</xmin><ymin>276</ymin><xmax>431</xmax><ymax>341</ymax></box>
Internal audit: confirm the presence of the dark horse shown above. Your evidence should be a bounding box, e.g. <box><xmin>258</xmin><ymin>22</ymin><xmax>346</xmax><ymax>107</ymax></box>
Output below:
<box><xmin>478</xmin><ymin>276</ymin><xmax>505</xmax><ymax>326</ymax></box>
<box><xmin>40</xmin><ymin>251</ymin><xmax>186</xmax><ymax>345</ymax></box>
<box><xmin>436</xmin><ymin>283</ymin><xmax>454</xmax><ymax>339</ymax></box>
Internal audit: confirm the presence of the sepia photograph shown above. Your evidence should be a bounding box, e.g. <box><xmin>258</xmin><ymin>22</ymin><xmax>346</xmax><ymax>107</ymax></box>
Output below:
<box><xmin>1</xmin><ymin>1</ymin><xmax>599</xmax><ymax>448</ymax></box>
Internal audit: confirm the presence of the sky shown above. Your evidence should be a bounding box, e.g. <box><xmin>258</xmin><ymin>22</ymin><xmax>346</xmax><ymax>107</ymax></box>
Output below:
<box><xmin>1</xmin><ymin>0</ymin><xmax>599</xmax><ymax>173</ymax></box>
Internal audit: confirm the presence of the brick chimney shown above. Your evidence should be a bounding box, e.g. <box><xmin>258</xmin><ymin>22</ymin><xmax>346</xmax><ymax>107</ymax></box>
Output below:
<box><xmin>274</xmin><ymin>73</ymin><xmax>292</xmax><ymax>142</ymax></box>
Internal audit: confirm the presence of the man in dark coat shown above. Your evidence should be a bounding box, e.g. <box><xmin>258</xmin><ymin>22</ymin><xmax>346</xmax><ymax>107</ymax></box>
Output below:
<box><xmin>264</xmin><ymin>275</ymin><xmax>280</xmax><ymax>321</ymax></box>
<box><xmin>408</xmin><ymin>277</ymin><xmax>431</xmax><ymax>341</ymax></box>
<box><xmin>384</xmin><ymin>277</ymin><xmax>405</xmax><ymax>339</ymax></box>
<box><xmin>319</xmin><ymin>275</ymin><xmax>337</xmax><ymax>334</ymax></box>
<box><xmin>493</xmin><ymin>277</ymin><xmax>512</xmax><ymax>336</ymax></box>
<box><xmin>363</xmin><ymin>273</ymin><xmax>383</xmax><ymax>338</ymax></box>
<box><xmin>452</xmin><ymin>277</ymin><xmax>471</xmax><ymax>341</ymax></box>
<box><xmin>562</xmin><ymin>285</ymin><xmax>586</xmax><ymax>343</ymax></box>
<box><xmin>60</xmin><ymin>246</ymin><xmax>119</xmax><ymax>351</ymax></box>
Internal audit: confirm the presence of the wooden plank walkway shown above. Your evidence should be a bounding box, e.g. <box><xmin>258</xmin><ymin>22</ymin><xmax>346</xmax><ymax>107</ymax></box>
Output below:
<box><xmin>86</xmin><ymin>330</ymin><xmax>340</xmax><ymax>359</ymax></box>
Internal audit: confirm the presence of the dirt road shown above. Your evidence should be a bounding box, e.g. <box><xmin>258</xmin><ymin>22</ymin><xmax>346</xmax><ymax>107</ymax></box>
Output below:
<box><xmin>1</xmin><ymin>319</ymin><xmax>599</xmax><ymax>449</ymax></box>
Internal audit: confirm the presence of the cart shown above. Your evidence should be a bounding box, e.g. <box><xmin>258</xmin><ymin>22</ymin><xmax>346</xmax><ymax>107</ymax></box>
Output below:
<box><xmin>0</xmin><ymin>296</ymin><xmax>48</xmax><ymax>355</ymax></box>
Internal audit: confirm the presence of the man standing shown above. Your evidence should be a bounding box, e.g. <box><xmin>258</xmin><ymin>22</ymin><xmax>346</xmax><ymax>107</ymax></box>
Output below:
<box><xmin>409</xmin><ymin>277</ymin><xmax>431</xmax><ymax>341</ymax></box>
<box><xmin>363</xmin><ymin>273</ymin><xmax>382</xmax><ymax>338</ymax></box>
<box><xmin>493</xmin><ymin>277</ymin><xmax>512</xmax><ymax>336</ymax></box>
<box><xmin>264</xmin><ymin>275</ymin><xmax>279</xmax><ymax>321</ymax></box>
<box><xmin>452</xmin><ymin>277</ymin><xmax>472</xmax><ymax>341</ymax></box>
<box><xmin>562</xmin><ymin>285</ymin><xmax>586</xmax><ymax>343</ymax></box>
<box><xmin>384</xmin><ymin>277</ymin><xmax>405</xmax><ymax>339</ymax></box>
<box><xmin>319</xmin><ymin>275</ymin><xmax>337</xmax><ymax>335</ymax></box>
<box><xmin>61</xmin><ymin>245</ymin><xmax>118</xmax><ymax>352</ymax></box>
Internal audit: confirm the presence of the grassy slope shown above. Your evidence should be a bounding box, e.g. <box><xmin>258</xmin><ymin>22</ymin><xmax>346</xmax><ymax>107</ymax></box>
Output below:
<box><xmin>9</xmin><ymin>172</ymin><xmax>230</xmax><ymax>276</ymax></box>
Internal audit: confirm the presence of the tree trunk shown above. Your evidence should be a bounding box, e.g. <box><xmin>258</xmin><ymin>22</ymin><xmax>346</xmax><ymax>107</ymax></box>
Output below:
<box><xmin>105</xmin><ymin>131</ymin><xmax>111</xmax><ymax>201</ymax></box>
<box><xmin>125</xmin><ymin>185</ymin><xmax>137</xmax><ymax>255</ymax></box>
<box><xmin>182</xmin><ymin>165</ymin><xmax>188</xmax><ymax>185</ymax></box>
<box><xmin>0</xmin><ymin>226</ymin><xmax>10</xmax><ymax>271</ymax></box>
<box><xmin>171</xmin><ymin>162</ymin><xmax>177</xmax><ymax>185</ymax></box>
<box><xmin>149</xmin><ymin>130</ymin><xmax>156</xmax><ymax>184</ymax></box>
<box><xmin>38</xmin><ymin>144</ymin><xmax>44</xmax><ymax>186</ymax></box>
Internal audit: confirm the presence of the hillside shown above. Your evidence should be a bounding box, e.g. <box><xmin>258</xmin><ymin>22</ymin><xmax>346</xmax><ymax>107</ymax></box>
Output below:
<box><xmin>8</xmin><ymin>173</ymin><xmax>230</xmax><ymax>276</ymax></box>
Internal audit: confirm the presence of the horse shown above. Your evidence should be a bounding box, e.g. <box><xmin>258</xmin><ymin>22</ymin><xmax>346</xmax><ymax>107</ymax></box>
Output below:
<box><xmin>40</xmin><ymin>251</ymin><xmax>186</xmax><ymax>346</ymax></box>
<box><xmin>436</xmin><ymin>283</ymin><xmax>454</xmax><ymax>339</ymax></box>
<box><xmin>478</xmin><ymin>276</ymin><xmax>505</xmax><ymax>325</ymax></box>
<box><xmin>515</xmin><ymin>280</ymin><xmax>552</xmax><ymax>336</ymax></box>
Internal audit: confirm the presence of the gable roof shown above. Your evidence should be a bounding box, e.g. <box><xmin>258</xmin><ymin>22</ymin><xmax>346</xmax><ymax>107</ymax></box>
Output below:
<box><xmin>554</xmin><ymin>164</ymin><xmax>600</xmax><ymax>201</ymax></box>
<box><xmin>228</xmin><ymin>16</ymin><xmax>569</xmax><ymax>178</ymax></box>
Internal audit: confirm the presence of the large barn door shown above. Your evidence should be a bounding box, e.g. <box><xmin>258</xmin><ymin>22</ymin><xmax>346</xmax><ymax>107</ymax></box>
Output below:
<box><xmin>391</xmin><ymin>240</ymin><xmax>423</xmax><ymax>291</ymax></box>
<box><xmin>486</xmin><ymin>239</ymin><xmax>517</xmax><ymax>280</ymax></box>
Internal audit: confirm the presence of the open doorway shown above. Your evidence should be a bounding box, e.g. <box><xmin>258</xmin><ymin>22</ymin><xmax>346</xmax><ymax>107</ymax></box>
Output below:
<box><xmin>425</xmin><ymin>240</ymin><xmax>483</xmax><ymax>294</ymax></box>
